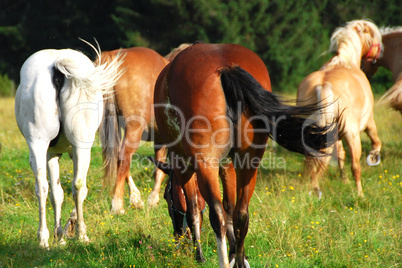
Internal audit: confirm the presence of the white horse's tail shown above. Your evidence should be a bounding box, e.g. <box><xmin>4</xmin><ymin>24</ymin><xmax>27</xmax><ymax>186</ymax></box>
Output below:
<box><xmin>54</xmin><ymin>40</ymin><xmax>125</xmax><ymax>100</ymax></box>
<box><xmin>315</xmin><ymin>82</ymin><xmax>336</xmax><ymax>127</ymax></box>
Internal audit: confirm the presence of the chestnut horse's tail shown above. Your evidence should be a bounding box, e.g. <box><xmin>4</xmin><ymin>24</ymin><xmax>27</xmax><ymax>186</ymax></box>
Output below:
<box><xmin>220</xmin><ymin>66</ymin><xmax>337</xmax><ymax>156</ymax></box>
<box><xmin>99</xmin><ymin>92</ymin><xmax>121</xmax><ymax>186</ymax></box>
<box><xmin>98</xmin><ymin>51</ymin><xmax>123</xmax><ymax>186</ymax></box>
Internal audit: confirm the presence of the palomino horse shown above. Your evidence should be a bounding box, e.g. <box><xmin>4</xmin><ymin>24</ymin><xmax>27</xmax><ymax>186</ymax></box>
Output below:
<box><xmin>99</xmin><ymin>45</ymin><xmax>191</xmax><ymax>214</ymax></box>
<box><xmin>297</xmin><ymin>20</ymin><xmax>383</xmax><ymax>198</ymax></box>
<box><xmin>15</xmin><ymin>43</ymin><xmax>123</xmax><ymax>248</ymax></box>
<box><xmin>153</xmin><ymin>43</ymin><xmax>336</xmax><ymax>268</ymax></box>
<box><xmin>362</xmin><ymin>27</ymin><xmax>402</xmax><ymax>111</ymax></box>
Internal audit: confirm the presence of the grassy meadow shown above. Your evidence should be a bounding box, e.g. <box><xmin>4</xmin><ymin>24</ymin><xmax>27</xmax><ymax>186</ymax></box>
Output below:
<box><xmin>0</xmin><ymin>96</ymin><xmax>401</xmax><ymax>267</ymax></box>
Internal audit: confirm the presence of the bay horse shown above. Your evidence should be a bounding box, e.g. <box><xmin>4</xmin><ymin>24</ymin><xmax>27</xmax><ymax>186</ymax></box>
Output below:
<box><xmin>149</xmin><ymin>157</ymin><xmax>236</xmax><ymax>254</ymax></box>
<box><xmin>362</xmin><ymin>27</ymin><xmax>402</xmax><ymax>111</ymax></box>
<box><xmin>99</xmin><ymin>44</ymin><xmax>191</xmax><ymax>214</ymax></box>
<box><xmin>14</xmin><ymin>42</ymin><xmax>123</xmax><ymax>248</ymax></box>
<box><xmin>152</xmin><ymin>43</ymin><xmax>336</xmax><ymax>267</ymax></box>
<box><xmin>297</xmin><ymin>20</ymin><xmax>383</xmax><ymax>198</ymax></box>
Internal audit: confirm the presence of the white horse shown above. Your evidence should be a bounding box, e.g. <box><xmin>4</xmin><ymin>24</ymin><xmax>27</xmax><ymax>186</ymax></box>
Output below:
<box><xmin>15</xmin><ymin>43</ymin><xmax>123</xmax><ymax>248</ymax></box>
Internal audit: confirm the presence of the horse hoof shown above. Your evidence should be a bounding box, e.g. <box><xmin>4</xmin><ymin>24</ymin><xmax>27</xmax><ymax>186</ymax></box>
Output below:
<box><xmin>147</xmin><ymin>192</ymin><xmax>160</xmax><ymax>208</ymax></box>
<box><xmin>366</xmin><ymin>154</ymin><xmax>380</xmax><ymax>166</ymax></box>
<box><xmin>39</xmin><ymin>240</ymin><xmax>50</xmax><ymax>249</ymax></box>
<box><xmin>59</xmin><ymin>237</ymin><xmax>67</xmax><ymax>245</ymax></box>
<box><xmin>79</xmin><ymin>234</ymin><xmax>90</xmax><ymax>243</ymax></box>
<box><xmin>63</xmin><ymin>218</ymin><xmax>76</xmax><ymax>239</ymax></box>
<box><xmin>110</xmin><ymin>208</ymin><xmax>126</xmax><ymax>215</ymax></box>
<box><xmin>309</xmin><ymin>190</ymin><xmax>323</xmax><ymax>199</ymax></box>
<box><xmin>130</xmin><ymin>199</ymin><xmax>144</xmax><ymax>209</ymax></box>
<box><xmin>230</xmin><ymin>258</ymin><xmax>250</xmax><ymax>268</ymax></box>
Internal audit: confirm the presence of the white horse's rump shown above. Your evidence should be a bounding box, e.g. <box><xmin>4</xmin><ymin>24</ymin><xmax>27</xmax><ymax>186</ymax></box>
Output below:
<box><xmin>15</xmin><ymin>44</ymin><xmax>123</xmax><ymax>248</ymax></box>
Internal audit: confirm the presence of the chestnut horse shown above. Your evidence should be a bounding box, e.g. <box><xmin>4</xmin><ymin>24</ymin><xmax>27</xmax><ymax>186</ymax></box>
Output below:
<box><xmin>153</xmin><ymin>43</ymin><xmax>336</xmax><ymax>267</ymax></box>
<box><xmin>99</xmin><ymin>45</ymin><xmax>191</xmax><ymax>214</ymax></box>
<box><xmin>297</xmin><ymin>20</ymin><xmax>383</xmax><ymax>198</ymax></box>
<box><xmin>362</xmin><ymin>27</ymin><xmax>402</xmax><ymax>111</ymax></box>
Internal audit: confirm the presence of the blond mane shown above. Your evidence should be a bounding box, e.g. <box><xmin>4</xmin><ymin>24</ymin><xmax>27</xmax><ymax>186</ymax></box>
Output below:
<box><xmin>164</xmin><ymin>43</ymin><xmax>193</xmax><ymax>61</ymax></box>
<box><xmin>328</xmin><ymin>20</ymin><xmax>381</xmax><ymax>68</ymax></box>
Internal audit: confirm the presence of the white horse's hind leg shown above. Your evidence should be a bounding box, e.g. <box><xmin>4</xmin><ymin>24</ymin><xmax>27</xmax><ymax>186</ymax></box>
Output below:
<box><xmin>29</xmin><ymin>145</ymin><xmax>50</xmax><ymax>248</ymax></box>
<box><xmin>47</xmin><ymin>153</ymin><xmax>65</xmax><ymax>245</ymax></box>
<box><xmin>71</xmin><ymin>147</ymin><xmax>90</xmax><ymax>242</ymax></box>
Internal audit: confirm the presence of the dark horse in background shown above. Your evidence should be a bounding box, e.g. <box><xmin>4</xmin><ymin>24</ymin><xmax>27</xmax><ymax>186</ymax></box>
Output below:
<box><xmin>362</xmin><ymin>27</ymin><xmax>402</xmax><ymax>112</ymax></box>
<box><xmin>152</xmin><ymin>43</ymin><xmax>337</xmax><ymax>267</ymax></box>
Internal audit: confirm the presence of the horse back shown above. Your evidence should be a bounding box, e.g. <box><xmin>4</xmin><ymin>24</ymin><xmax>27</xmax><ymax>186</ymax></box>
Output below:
<box><xmin>102</xmin><ymin>47</ymin><xmax>167</xmax><ymax>121</ymax></box>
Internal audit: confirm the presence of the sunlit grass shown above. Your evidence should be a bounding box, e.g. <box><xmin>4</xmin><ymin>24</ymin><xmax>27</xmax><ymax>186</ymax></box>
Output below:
<box><xmin>0</xmin><ymin>97</ymin><xmax>400</xmax><ymax>267</ymax></box>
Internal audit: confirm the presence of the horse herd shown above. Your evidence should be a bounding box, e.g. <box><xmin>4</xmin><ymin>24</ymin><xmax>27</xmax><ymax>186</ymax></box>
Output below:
<box><xmin>13</xmin><ymin>19</ymin><xmax>401</xmax><ymax>268</ymax></box>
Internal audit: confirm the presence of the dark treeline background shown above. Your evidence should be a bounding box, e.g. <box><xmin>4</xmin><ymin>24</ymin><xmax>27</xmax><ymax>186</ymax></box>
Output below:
<box><xmin>0</xmin><ymin>0</ymin><xmax>400</xmax><ymax>93</ymax></box>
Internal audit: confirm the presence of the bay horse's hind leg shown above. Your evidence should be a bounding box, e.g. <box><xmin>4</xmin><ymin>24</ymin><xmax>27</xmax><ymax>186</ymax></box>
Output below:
<box><xmin>365</xmin><ymin>116</ymin><xmax>381</xmax><ymax>166</ymax></box>
<box><xmin>220</xmin><ymin>163</ymin><xmax>236</xmax><ymax>260</ymax></box>
<box><xmin>148</xmin><ymin>144</ymin><xmax>168</xmax><ymax>207</ymax></box>
<box><xmin>29</xmin><ymin>143</ymin><xmax>50</xmax><ymax>248</ymax></box>
<box><xmin>111</xmin><ymin>123</ymin><xmax>144</xmax><ymax>214</ymax></box>
<box><xmin>178</xmin><ymin>168</ymin><xmax>206</xmax><ymax>263</ymax></box>
<box><xmin>47</xmin><ymin>152</ymin><xmax>65</xmax><ymax>245</ymax></box>
<box><xmin>195</xmin><ymin>162</ymin><xmax>228</xmax><ymax>266</ymax></box>
<box><xmin>232</xmin><ymin>152</ymin><xmax>264</xmax><ymax>268</ymax></box>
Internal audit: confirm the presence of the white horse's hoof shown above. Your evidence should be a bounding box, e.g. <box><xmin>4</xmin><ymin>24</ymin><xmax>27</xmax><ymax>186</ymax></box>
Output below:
<box><xmin>39</xmin><ymin>240</ymin><xmax>50</xmax><ymax>249</ymax></box>
<box><xmin>230</xmin><ymin>258</ymin><xmax>250</xmax><ymax>268</ymax></box>
<box><xmin>366</xmin><ymin>154</ymin><xmax>380</xmax><ymax>166</ymax></box>
<box><xmin>79</xmin><ymin>234</ymin><xmax>90</xmax><ymax>243</ymax></box>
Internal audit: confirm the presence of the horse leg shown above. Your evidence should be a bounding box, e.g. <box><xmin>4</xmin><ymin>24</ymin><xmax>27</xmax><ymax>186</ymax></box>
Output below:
<box><xmin>47</xmin><ymin>152</ymin><xmax>65</xmax><ymax>245</ymax></box>
<box><xmin>304</xmin><ymin>156</ymin><xmax>321</xmax><ymax>195</ymax></box>
<box><xmin>304</xmin><ymin>145</ymin><xmax>332</xmax><ymax>198</ymax></box>
<box><xmin>220</xmin><ymin>163</ymin><xmax>236</xmax><ymax>261</ymax></box>
<box><xmin>29</xmin><ymin>143</ymin><xmax>50</xmax><ymax>248</ymax></box>
<box><xmin>111</xmin><ymin>125</ymin><xmax>144</xmax><ymax>213</ymax></box>
<box><xmin>196</xmin><ymin>162</ymin><xmax>229</xmax><ymax>267</ymax></box>
<box><xmin>71</xmin><ymin>146</ymin><xmax>91</xmax><ymax>242</ymax></box>
<box><xmin>365</xmin><ymin>116</ymin><xmax>382</xmax><ymax>166</ymax></box>
<box><xmin>232</xmin><ymin>151</ymin><xmax>263</xmax><ymax>268</ymax></box>
<box><xmin>336</xmin><ymin>140</ymin><xmax>348</xmax><ymax>182</ymax></box>
<box><xmin>181</xmin><ymin>170</ymin><xmax>206</xmax><ymax>263</ymax></box>
<box><xmin>148</xmin><ymin>144</ymin><xmax>168</xmax><ymax>207</ymax></box>
<box><xmin>344</xmin><ymin>134</ymin><xmax>364</xmax><ymax>198</ymax></box>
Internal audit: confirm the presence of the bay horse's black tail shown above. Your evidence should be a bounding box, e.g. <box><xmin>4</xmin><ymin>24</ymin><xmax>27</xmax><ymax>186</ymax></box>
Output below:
<box><xmin>220</xmin><ymin>66</ymin><xmax>337</xmax><ymax>156</ymax></box>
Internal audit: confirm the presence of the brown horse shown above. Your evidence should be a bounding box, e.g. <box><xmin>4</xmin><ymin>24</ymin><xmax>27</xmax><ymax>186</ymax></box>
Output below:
<box><xmin>362</xmin><ymin>27</ymin><xmax>402</xmax><ymax>111</ymax></box>
<box><xmin>297</xmin><ymin>20</ymin><xmax>383</xmax><ymax>198</ymax></box>
<box><xmin>153</xmin><ymin>43</ymin><xmax>336</xmax><ymax>267</ymax></box>
<box><xmin>99</xmin><ymin>45</ymin><xmax>191</xmax><ymax>214</ymax></box>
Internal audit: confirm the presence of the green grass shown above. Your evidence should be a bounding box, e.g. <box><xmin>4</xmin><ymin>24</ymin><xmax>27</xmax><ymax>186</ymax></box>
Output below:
<box><xmin>0</xmin><ymin>97</ymin><xmax>401</xmax><ymax>267</ymax></box>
